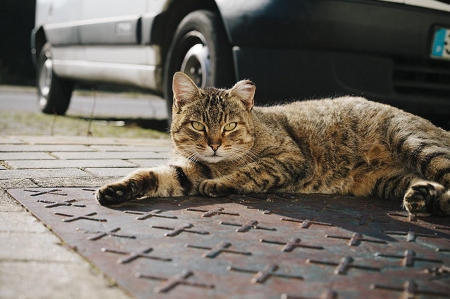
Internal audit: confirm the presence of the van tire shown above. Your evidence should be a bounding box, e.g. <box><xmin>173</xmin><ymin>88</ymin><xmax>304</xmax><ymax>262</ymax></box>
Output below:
<box><xmin>37</xmin><ymin>43</ymin><xmax>74</xmax><ymax>115</ymax></box>
<box><xmin>163</xmin><ymin>10</ymin><xmax>234</xmax><ymax>118</ymax></box>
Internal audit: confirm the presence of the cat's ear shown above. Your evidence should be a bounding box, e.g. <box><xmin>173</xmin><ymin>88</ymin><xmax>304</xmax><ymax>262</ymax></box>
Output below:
<box><xmin>230</xmin><ymin>80</ymin><xmax>255</xmax><ymax>110</ymax></box>
<box><xmin>172</xmin><ymin>72</ymin><xmax>200</xmax><ymax>108</ymax></box>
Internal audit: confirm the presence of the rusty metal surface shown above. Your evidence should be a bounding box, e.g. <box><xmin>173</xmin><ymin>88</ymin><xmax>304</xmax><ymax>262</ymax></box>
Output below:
<box><xmin>7</xmin><ymin>188</ymin><xmax>450</xmax><ymax>299</ymax></box>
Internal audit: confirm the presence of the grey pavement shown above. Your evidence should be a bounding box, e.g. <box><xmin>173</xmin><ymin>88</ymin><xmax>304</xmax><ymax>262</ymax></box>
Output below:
<box><xmin>0</xmin><ymin>135</ymin><xmax>172</xmax><ymax>299</ymax></box>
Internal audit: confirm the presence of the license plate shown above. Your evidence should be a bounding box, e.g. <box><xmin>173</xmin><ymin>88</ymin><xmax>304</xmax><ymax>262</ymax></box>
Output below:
<box><xmin>431</xmin><ymin>27</ymin><xmax>450</xmax><ymax>60</ymax></box>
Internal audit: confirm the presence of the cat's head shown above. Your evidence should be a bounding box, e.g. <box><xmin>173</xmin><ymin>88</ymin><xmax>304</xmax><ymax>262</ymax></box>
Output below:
<box><xmin>170</xmin><ymin>72</ymin><xmax>256</xmax><ymax>164</ymax></box>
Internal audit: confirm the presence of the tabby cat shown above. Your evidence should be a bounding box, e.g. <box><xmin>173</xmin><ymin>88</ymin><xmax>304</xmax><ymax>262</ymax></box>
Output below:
<box><xmin>96</xmin><ymin>72</ymin><xmax>450</xmax><ymax>216</ymax></box>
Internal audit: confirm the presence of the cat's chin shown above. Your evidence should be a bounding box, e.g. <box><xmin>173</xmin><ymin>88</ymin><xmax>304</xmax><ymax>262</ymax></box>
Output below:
<box><xmin>200</xmin><ymin>155</ymin><xmax>226</xmax><ymax>163</ymax></box>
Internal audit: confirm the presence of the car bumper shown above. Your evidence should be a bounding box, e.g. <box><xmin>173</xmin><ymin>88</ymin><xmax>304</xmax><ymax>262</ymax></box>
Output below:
<box><xmin>233</xmin><ymin>47</ymin><xmax>450</xmax><ymax>116</ymax></box>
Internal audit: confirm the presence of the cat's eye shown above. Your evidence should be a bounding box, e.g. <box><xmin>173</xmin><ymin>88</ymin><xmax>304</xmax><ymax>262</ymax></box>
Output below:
<box><xmin>191</xmin><ymin>121</ymin><xmax>205</xmax><ymax>131</ymax></box>
<box><xmin>224</xmin><ymin>122</ymin><xmax>237</xmax><ymax>132</ymax></box>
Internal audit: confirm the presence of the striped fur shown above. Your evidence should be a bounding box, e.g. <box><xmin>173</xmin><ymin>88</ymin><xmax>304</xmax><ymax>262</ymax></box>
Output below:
<box><xmin>96</xmin><ymin>72</ymin><xmax>450</xmax><ymax>216</ymax></box>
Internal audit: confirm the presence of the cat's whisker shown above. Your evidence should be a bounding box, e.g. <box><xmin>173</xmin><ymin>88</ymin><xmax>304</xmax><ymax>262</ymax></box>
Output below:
<box><xmin>173</xmin><ymin>147</ymin><xmax>203</xmax><ymax>164</ymax></box>
<box><xmin>228</xmin><ymin>148</ymin><xmax>258</xmax><ymax>165</ymax></box>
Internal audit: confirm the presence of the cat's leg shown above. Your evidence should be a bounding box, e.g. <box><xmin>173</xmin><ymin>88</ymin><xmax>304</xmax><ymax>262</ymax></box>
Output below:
<box><xmin>96</xmin><ymin>165</ymin><xmax>196</xmax><ymax>205</ymax></box>
<box><xmin>368</xmin><ymin>170</ymin><xmax>450</xmax><ymax>215</ymax></box>
<box><xmin>199</xmin><ymin>154</ymin><xmax>312</xmax><ymax>197</ymax></box>
<box><xmin>387</xmin><ymin>122</ymin><xmax>450</xmax><ymax>215</ymax></box>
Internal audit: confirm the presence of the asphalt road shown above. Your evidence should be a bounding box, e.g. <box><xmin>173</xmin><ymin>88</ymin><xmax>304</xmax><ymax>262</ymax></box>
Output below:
<box><xmin>0</xmin><ymin>85</ymin><xmax>168</xmax><ymax>119</ymax></box>
<box><xmin>2</xmin><ymin>85</ymin><xmax>449</xmax><ymax>133</ymax></box>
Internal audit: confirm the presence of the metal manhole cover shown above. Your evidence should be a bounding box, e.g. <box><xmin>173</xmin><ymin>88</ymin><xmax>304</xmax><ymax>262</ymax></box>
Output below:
<box><xmin>8</xmin><ymin>188</ymin><xmax>450</xmax><ymax>299</ymax></box>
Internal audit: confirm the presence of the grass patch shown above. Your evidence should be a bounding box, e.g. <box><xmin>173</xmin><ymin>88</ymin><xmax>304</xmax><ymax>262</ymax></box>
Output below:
<box><xmin>0</xmin><ymin>111</ymin><xmax>169</xmax><ymax>139</ymax></box>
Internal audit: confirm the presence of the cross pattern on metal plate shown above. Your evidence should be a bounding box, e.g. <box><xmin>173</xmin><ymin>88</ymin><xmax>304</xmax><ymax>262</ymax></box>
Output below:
<box><xmin>387</xmin><ymin>212</ymin><xmax>417</xmax><ymax>222</ymax></box>
<box><xmin>186</xmin><ymin>207</ymin><xmax>239</xmax><ymax>217</ymax></box>
<box><xmin>382</xmin><ymin>229</ymin><xmax>440</xmax><ymax>242</ymax></box>
<box><xmin>54</xmin><ymin>211</ymin><xmax>107</xmax><ymax>222</ymax></box>
<box><xmin>370</xmin><ymin>280</ymin><xmax>449</xmax><ymax>298</ymax></box>
<box><xmin>375</xmin><ymin>250</ymin><xmax>443</xmax><ymax>267</ymax></box>
<box><xmin>260</xmin><ymin>238</ymin><xmax>324</xmax><ymax>252</ymax></box>
<box><xmin>124</xmin><ymin>209</ymin><xmax>178</xmax><ymax>220</ymax></box>
<box><xmin>7</xmin><ymin>188</ymin><xmax>450</xmax><ymax>299</ymax></box>
<box><xmin>306</xmin><ymin>256</ymin><xmax>381</xmax><ymax>275</ymax></box>
<box><xmin>227</xmin><ymin>264</ymin><xmax>304</xmax><ymax>283</ymax></box>
<box><xmin>137</xmin><ymin>269</ymin><xmax>215</xmax><ymax>293</ymax></box>
<box><xmin>281</xmin><ymin>217</ymin><xmax>334</xmax><ymax>229</ymax></box>
<box><xmin>102</xmin><ymin>246</ymin><xmax>172</xmax><ymax>264</ymax></box>
<box><xmin>77</xmin><ymin>227</ymin><xmax>136</xmax><ymax>241</ymax></box>
<box><xmin>186</xmin><ymin>241</ymin><xmax>252</xmax><ymax>258</ymax></box>
<box><xmin>37</xmin><ymin>198</ymin><xmax>86</xmax><ymax>208</ymax></box>
<box><xmin>282</xmin><ymin>289</ymin><xmax>338</xmax><ymax>299</ymax></box>
<box><xmin>326</xmin><ymin>232</ymin><xmax>387</xmax><ymax>246</ymax></box>
<box><xmin>24</xmin><ymin>188</ymin><xmax>68</xmax><ymax>197</ymax></box>
<box><xmin>219</xmin><ymin>220</ymin><xmax>276</xmax><ymax>232</ymax></box>
<box><xmin>151</xmin><ymin>223</ymin><xmax>209</xmax><ymax>237</ymax></box>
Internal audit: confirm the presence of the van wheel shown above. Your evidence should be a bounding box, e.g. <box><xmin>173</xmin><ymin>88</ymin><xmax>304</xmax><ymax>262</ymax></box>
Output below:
<box><xmin>163</xmin><ymin>10</ymin><xmax>234</xmax><ymax>118</ymax></box>
<box><xmin>37</xmin><ymin>43</ymin><xmax>74</xmax><ymax>115</ymax></box>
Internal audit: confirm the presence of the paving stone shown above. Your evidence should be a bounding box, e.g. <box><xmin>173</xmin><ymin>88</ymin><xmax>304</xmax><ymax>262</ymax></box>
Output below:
<box><xmin>0</xmin><ymin>137</ymin><xmax>27</xmax><ymax>144</ymax></box>
<box><xmin>0</xmin><ymin>165</ymin><xmax>5</xmax><ymax>170</ymax></box>
<box><xmin>12</xmin><ymin>136</ymin><xmax>171</xmax><ymax>146</ymax></box>
<box><xmin>0</xmin><ymin>232</ymin><xmax>81</xmax><ymax>262</ymax></box>
<box><xmin>5</xmin><ymin>159</ymin><xmax>137</xmax><ymax>169</ymax></box>
<box><xmin>127</xmin><ymin>159</ymin><xmax>166</xmax><ymax>167</ymax></box>
<box><xmin>53</xmin><ymin>151</ymin><xmax>169</xmax><ymax>160</ymax></box>
<box><xmin>0</xmin><ymin>168</ymin><xmax>90</xmax><ymax>180</ymax></box>
<box><xmin>0</xmin><ymin>190</ymin><xmax>26</xmax><ymax>212</ymax></box>
<box><xmin>0</xmin><ymin>152</ymin><xmax>56</xmax><ymax>160</ymax></box>
<box><xmin>32</xmin><ymin>177</ymin><xmax>118</xmax><ymax>188</ymax></box>
<box><xmin>0</xmin><ymin>202</ymin><xmax>24</xmax><ymax>212</ymax></box>
<box><xmin>109</xmin><ymin>138</ymin><xmax>171</xmax><ymax>147</ymax></box>
<box><xmin>0</xmin><ymin>178</ymin><xmax>38</xmax><ymax>189</ymax></box>
<box><xmin>85</xmin><ymin>168</ymin><xmax>138</xmax><ymax>177</ymax></box>
<box><xmin>0</xmin><ymin>145</ymin><xmax>96</xmax><ymax>152</ymax></box>
<box><xmin>91</xmin><ymin>145</ymin><xmax>173</xmax><ymax>152</ymax></box>
<box><xmin>12</xmin><ymin>136</ymin><xmax>123</xmax><ymax>145</ymax></box>
<box><xmin>0</xmin><ymin>261</ymin><xmax>132</xmax><ymax>299</ymax></box>
<box><xmin>0</xmin><ymin>211</ymin><xmax>49</xmax><ymax>233</ymax></box>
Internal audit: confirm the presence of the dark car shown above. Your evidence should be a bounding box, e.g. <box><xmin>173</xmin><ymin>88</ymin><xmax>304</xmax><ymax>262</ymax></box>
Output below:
<box><xmin>31</xmin><ymin>0</ymin><xmax>450</xmax><ymax>117</ymax></box>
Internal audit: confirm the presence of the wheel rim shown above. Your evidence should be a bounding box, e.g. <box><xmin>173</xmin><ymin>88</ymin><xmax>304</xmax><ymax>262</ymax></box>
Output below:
<box><xmin>39</xmin><ymin>57</ymin><xmax>53</xmax><ymax>106</ymax></box>
<box><xmin>179</xmin><ymin>32</ymin><xmax>210</xmax><ymax>88</ymax></box>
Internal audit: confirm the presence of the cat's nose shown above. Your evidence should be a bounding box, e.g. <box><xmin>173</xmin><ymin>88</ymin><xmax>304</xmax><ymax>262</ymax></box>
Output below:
<box><xmin>210</xmin><ymin>144</ymin><xmax>221</xmax><ymax>152</ymax></box>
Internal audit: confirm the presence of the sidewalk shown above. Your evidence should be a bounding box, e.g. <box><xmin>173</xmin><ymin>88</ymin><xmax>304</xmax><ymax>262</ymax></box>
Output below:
<box><xmin>0</xmin><ymin>135</ymin><xmax>172</xmax><ymax>299</ymax></box>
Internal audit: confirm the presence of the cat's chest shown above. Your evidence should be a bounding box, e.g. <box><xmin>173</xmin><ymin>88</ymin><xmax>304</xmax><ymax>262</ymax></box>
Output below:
<box><xmin>208</xmin><ymin>162</ymin><xmax>240</xmax><ymax>178</ymax></box>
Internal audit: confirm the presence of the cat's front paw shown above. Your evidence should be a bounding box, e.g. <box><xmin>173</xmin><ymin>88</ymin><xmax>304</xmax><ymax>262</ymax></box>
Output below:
<box><xmin>199</xmin><ymin>179</ymin><xmax>234</xmax><ymax>197</ymax></box>
<box><xmin>96</xmin><ymin>181</ymin><xmax>134</xmax><ymax>205</ymax></box>
<box><xmin>403</xmin><ymin>182</ymin><xmax>445</xmax><ymax>215</ymax></box>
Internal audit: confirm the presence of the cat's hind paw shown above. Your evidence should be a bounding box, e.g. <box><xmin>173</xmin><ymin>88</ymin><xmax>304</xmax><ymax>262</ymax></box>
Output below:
<box><xmin>403</xmin><ymin>181</ymin><xmax>446</xmax><ymax>215</ymax></box>
<box><xmin>96</xmin><ymin>182</ymin><xmax>134</xmax><ymax>205</ymax></box>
